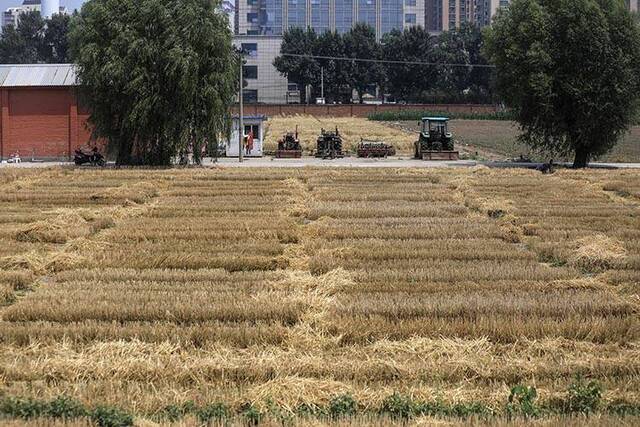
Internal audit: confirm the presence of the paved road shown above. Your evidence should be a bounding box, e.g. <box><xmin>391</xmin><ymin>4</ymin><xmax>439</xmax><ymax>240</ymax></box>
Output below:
<box><xmin>2</xmin><ymin>157</ymin><xmax>640</xmax><ymax>169</ymax></box>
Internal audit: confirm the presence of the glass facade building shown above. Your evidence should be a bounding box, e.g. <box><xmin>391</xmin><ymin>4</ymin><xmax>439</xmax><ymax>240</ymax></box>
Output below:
<box><xmin>239</xmin><ymin>0</ymin><xmax>423</xmax><ymax>38</ymax></box>
<box><xmin>334</xmin><ymin>0</ymin><xmax>354</xmax><ymax>33</ymax></box>
<box><xmin>287</xmin><ymin>0</ymin><xmax>307</xmax><ymax>30</ymax></box>
<box><xmin>380</xmin><ymin>0</ymin><xmax>404</xmax><ymax>35</ymax></box>
<box><xmin>357</xmin><ymin>0</ymin><xmax>377</xmax><ymax>31</ymax></box>
<box><xmin>310</xmin><ymin>0</ymin><xmax>331</xmax><ymax>33</ymax></box>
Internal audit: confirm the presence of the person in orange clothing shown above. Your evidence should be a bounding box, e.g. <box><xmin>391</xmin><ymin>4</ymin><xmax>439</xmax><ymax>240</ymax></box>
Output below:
<box><xmin>246</xmin><ymin>129</ymin><xmax>254</xmax><ymax>155</ymax></box>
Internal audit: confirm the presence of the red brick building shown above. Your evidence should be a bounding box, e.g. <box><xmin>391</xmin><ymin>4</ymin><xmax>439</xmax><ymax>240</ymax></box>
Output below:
<box><xmin>0</xmin><ymin>64</ymin><xmax>94</xmax><ymax>161</ymax></box>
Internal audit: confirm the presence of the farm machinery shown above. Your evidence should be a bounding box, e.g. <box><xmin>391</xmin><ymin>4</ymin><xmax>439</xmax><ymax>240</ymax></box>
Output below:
<box><xmin>414</xmin><ymin>117</ymin><xmax>459</xmax><ymax>160</ymax></box>
<box><xmin>357</xmin><ymin>140</ymin><xmax>396</xmax><ymax>158</ymax></box>
<box><xmin>276</xmin><ymin>127</ymin><xmax>302</xmax><ymax>158</ymax></box>
<box><xmin>315</xmin><ymin>127</ymin><xmax>344</xmax><ymax>159</ymax></box>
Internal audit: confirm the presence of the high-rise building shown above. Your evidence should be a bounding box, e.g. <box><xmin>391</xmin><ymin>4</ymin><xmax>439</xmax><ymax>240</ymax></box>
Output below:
<box><xmin>237</xmin><ymin>0</ymin><xmax>425</xmax><ymax>39</ymax></box>
<box><xmin>425</xmin><ymin>0</ymin><xmax>508</xmax><ymax>31</ymax></box>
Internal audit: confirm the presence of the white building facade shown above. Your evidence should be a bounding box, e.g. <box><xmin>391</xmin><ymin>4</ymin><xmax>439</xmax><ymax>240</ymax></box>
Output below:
<box><xmin>234</xmin><ymin>35</ymin><xmax>293</xmax><ymax>104</ymax></box>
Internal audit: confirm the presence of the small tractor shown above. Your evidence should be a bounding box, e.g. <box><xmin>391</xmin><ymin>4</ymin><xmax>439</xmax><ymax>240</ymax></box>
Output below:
<box><xmin>357</xmin><ymin>139</ymin><xmax>396</xmax><ymax>158</ymax></box>
<box><xmin>414</xmin><ymin>117</ymin><xmax>459</xmax><ymax>160</ymax></box>
<box><xmin>315</xmin><ymin>127</ymin><xmax>344</xmax><ymax>159</ymax></box>
<box><xmin>276</xmin><ymin>127</ymin><xmax>302</xmax><ymax>158</ymax></box>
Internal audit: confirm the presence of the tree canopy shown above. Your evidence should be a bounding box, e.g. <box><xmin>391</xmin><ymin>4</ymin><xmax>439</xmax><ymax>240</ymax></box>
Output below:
<box><xmin>273</xmin><ymin>28</ymin><xmax>320</xmax><ymax>103</ymax></box>
<box><xmin>0</xmin><ymin>11</ymin><xmax>73</xmax><ymax>64</ymax></box>
<box><xmin>484</xmin><ymin>0</ymin><xmax>640</xmax><ymax>167</ymax></box>
<box><xmin>70</xmin><ymin>0</ymin><xmax>238</xmax><ymax>166</ymax></box>
<box><xmin>274</xmin><ymin>23</ymin><xmax>493</xmax><ymax>104</ymax></box>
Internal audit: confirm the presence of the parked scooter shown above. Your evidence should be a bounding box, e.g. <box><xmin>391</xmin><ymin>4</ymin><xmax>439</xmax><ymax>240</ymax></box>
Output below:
<box><xmin>74</xmin><ymin>147</ymin><xmax>106</xmax><ymax>167</ymax></box>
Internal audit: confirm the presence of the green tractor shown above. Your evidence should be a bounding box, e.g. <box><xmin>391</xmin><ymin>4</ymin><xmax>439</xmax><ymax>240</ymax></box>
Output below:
<box><xmin>414</xmin><ymin>117</ymin><xmax>458</xmax><ymax>160</ymax></box>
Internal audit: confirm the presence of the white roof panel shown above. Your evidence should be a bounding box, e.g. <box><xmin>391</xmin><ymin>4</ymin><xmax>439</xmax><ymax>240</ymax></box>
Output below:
<box><xmin>0</xmin><ymin>64</ymin><xmax>77</xmax><ymax>87</ymax></box>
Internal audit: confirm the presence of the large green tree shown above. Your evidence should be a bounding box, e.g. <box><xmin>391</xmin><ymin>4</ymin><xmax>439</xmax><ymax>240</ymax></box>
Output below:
<box><xmin>485</xmin><ymin>0</ymin><xmax>640</xmax><ymax>167</ymax></box>
<box><xmin>0</xmin><ymin>26</ymin><xmax>30</xmax><ymax>63</ymax></box>
<box><xmin>70</xmin><ymin>0</ymin><xmax>238</xmax><ymax>166</ymax></box>
<box><xmin>381</xmin><ymin>27</ymin><xmax>437</xmax><ymax>103</ymax></box>
<box><xmin>312</xmin><ymin>31</ymin><xmax>350</xmax><ymax>103</ymax></box>
<box><xmin>42</xmin><ymin>13</ymin><xmax>72</xmax><ymax>63</ymax></box>
<box><xmin>16</xmin><ymin>10</ymin><xmax>45</xmax><ymax>62</ymax></box>
<box><xmin>0</xmin><ymin>11</ymin><xmax>73</xmax><ymax>63</ymax></box>
<box><xmin>273</xmin><ymin>28</ymin><xmax>320</xmax><ymax>104</ymax></box>
<box><xmin>343</xmin><ymin>23</ymin><xmax>383</xmax><ymax>103</ymax></box>
<box><xmin>432</xmin><ymin>23</ymin><xmax>493</xmax><ymax>102</ymax></box>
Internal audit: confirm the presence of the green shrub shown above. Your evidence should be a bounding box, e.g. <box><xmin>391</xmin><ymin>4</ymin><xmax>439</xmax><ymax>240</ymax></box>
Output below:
<box><xmin>506</xmin><ymin>385</ymin><xmax>540</xmax><ymax>418</ymax></box>
<box><xmin>447</xmin><ymin>402</ymin><xmax>492</xmax><ymax>418</ymax></box>
<box><xmin>91</xmin><ymin>405</ymin><xmax>134</xmax><ymax>427</ymax></box>
<box><xmin>296</xmin><ymin>402</ymin><xmax>325</xmax><ymax>418</ymax></box>
<box><xmin>158</xmin><ymin>401</ymin><xmax>196</xmax><ymax>422</ymax></box>
<box><xmin>566</xmin><ymin>376</ymin><xmax>602</xmax><ymax>415</ymax></box>
<box><xmin>241</xmin><ymin>403</ymin><xmax>263</xmax><ymax>426</ymax></box>
<box><xmin>45</xmin><ymin>395</ymin><xmax>87</xmax><ymax>419</ymax></box>
<box><xmin>606</xmin><ymin>400</ymin><xmax>640</xmax><ymax>416</ymax></box>
<box><xmin>0</xmin><ymin>396</ymin><xmax>46</xmax><ymax>419</ymax></box>
<box><xmin>380</xmin><ymin>393</ymin><xmax>416</xmax><ymax>419</ymax></box>
<box><xmin>196</xmin><ymin>402</ymin><xmax>230</xmax><ymax>423</ymax></box>
<box><xmin>367</xmin><ymin>110</ymin><xmax>514</xmax><ymax>122</ymax></box>
<box><xmin>328</xmin><ymin>394</ymin><xmax>358</xmax><ymax>418</ymax></box>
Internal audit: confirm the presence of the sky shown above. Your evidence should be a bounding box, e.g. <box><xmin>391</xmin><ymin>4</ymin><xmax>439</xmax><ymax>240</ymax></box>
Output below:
<box><xmin>0</xmin><ymin>0</ymin><xmax>86</xmax><ymax>14</ymax></box>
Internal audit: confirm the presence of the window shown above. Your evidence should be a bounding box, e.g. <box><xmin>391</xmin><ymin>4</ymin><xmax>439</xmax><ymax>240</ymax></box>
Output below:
<box><xmin>247</xmin><ymin>0</ymin><xmax>258</xmax><ymax>4</ymax></box>
<box><xmin>405</xmin><ymin>0</ymin><xmax>416</xmax><ymax>5</ymax></box>
<box><xmin>288</xmin><ymin>83</ymin><xmax>299</xmax><ymax>91</ymax></box>
<box><xmin>243</xmin><ymin>65</ymin><xmax>258</xmax><ymax>79</ymax></box>
<box><xmin>405</xmin><ymin>13</ymin><xmax>416</xmax><ymax>24</ymax></box>
<box><xmin>244</xmin><ymin>124</ymin><xmax>260</xmax><ymax>140</ymax></box>
<box><xmin>242</xmin><ymin>89</ymin><xmax>258</xmax><ymax>104</ymax></box>
<box><xmin>246</xmin><ymin>13</ymin><xmax>258</xmax><ymax>23</ymax></box>
<box><xmin>247</xmin><ymin>30</ymin><xmax>260</xmax><ymax>35</ymax></box>
<box><xmin>241</xmin><ymin>43</ymin><xmax>258</xmax><ymax>57</ymax></box>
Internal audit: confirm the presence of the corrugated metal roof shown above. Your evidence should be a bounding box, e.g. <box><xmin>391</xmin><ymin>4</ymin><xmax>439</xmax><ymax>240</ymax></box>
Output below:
<box><xmin>0</xmin><ymin>64</ymin><xmax>77</xmax><ymax>87</ymax></box>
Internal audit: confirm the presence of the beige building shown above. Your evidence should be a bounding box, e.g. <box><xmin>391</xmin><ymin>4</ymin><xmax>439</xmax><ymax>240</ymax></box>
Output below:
<box><xmin>425</xmin><ymin>0</ymin><xmax>507</xmax><ymax>31</ymax></box>
<box><xmin>234</xmin><ymin>35</ymin><xmax>293</xmax><ymax>104</ymax></box>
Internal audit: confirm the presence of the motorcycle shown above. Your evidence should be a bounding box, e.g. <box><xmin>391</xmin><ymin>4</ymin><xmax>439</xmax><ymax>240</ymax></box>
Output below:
<box><xmin>74</xmin><ymin>149</ymin><xmax>106</xmax><ymax>167</ymax></box>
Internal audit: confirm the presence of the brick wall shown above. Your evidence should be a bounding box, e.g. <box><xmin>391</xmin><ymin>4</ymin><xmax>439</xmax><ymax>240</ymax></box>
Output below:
<box><xmin>233</xmin><ymin>103</ymin><xmax>499</xmax><ymax>117</ymax></box>
<box><xmin>0</xmin><ymin>87</ymin><xmax>95</xmax><ymax>161</ymax></box>
<box><xmin>0</xmin><ymin>87</ymin><xmax>499</xmax><ymax>161</ymax></box>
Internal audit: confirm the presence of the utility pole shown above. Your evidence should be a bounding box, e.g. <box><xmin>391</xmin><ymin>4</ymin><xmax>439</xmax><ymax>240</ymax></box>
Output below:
<box><xmin>321</xmin><ymin>67</ymin><xmax>324</xmax><ymax>100</ymax></box>
<box><xmin>238</xmin><ymin>54</ymin><xmax>244</xmax><ymax>163</ymax></box>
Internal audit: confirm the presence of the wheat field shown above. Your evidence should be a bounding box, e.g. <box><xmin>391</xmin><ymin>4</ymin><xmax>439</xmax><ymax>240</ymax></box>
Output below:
<box><xmin>263</xmin><ymin>115</ymin><xmax>416</xmax><ymax>154</ymax></box>
<box><xmin>0</xmin><ymin>166</ymin><xmax>639</xmax><ymax>425</ymax></box>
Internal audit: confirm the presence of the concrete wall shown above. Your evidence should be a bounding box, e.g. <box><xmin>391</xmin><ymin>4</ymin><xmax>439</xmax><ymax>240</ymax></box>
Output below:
<box><xmin>0</xmin><ymin>87</ymin><xmax>94</xmax><ymax>161</ymax></box>
<box><xmin>232</xmin><ymin>103</ymin><xmax>500</xmax><ymax>117</ymax></box>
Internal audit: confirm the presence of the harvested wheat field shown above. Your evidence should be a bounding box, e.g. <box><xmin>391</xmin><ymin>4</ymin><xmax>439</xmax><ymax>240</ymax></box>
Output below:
<box><xmin>263</xmin><ymin>115</ymin><xmax>415</xmax><ymax>154</ymax></box>
<box><xmin>0</xmin><ymin>166</ymin><xmax>639</xmax><ymax>425</ymax></box>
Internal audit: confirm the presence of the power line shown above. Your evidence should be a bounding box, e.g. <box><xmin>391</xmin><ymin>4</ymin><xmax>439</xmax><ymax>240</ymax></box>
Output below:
<box><xmin>281</xmin><ymin>53</ymin><xmax>496</xmax><ymax>69</ymax></box>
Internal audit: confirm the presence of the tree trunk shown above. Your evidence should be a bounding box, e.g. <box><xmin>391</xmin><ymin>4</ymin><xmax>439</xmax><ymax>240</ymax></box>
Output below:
<box><xmin>573</xmin><ymin>146</ymin><xmax>590</xmax><ymax>168</ymax></box>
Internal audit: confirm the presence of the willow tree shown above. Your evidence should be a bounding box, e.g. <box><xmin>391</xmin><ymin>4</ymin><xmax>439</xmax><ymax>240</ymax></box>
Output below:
<box><xmin>70</xmin><ymin>0</ymin><xmax>238</xmax><ymax>165</ymax></box>
<box><xmin>485</xmin><ymin>0</ymin><xmax>640</xmax><ymax>167</ymax></box>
